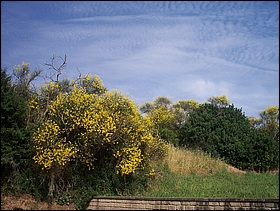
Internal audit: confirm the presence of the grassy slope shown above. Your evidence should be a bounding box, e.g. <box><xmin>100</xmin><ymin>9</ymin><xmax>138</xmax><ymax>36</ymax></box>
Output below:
<box><xmin>141</xmin><ymin>144</ymin><xmax>279</xmax><ymax>198</ymax></box>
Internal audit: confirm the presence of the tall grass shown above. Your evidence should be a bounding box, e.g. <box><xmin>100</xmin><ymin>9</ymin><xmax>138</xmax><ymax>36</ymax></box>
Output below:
<box><xmin>141</xmin><ymin>144</ymin><xmax>279</xmax><ymax>198</ymax></box>
<box><xmin>165</xmin><ymin>144</ymin><xmax>235</xmax><ymax>176</ymax></box>
<box><xmin>166</xmin><ymin>145</ymin><xmax>230</xmax><ymax>175</ymax></box>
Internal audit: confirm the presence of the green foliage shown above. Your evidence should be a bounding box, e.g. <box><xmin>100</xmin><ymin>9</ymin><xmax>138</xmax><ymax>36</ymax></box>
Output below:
<box><xmin>1</xmin><ymin>157</ymin><xmax>49</xmax><ymax>200</ymax></box>
<box><xmin>62</xmin><ymin>158</ymin><xmax>151</xmax><ymax>210</ymax></box>
<box><xmin>56</xmin><ymin>192</ymin><xmax>72</xmax><ymax>206</ymax></box>
<box><xmin>68</xmin><ymin>162</ymin><xmax>116</xmax><ymax>210</ymax></box>
<box><xmin>1</xmin><ymin>66</ymin><xmax>50</xmax><ymax>202</ymax></box>
<box><xmin>1</xmin><ymin>69</ymin><xmax>34</xmax><ymax>187</ymax></box>
<box><xmin>1</xmin><ymin>69</ymin><xmax>28</xmax><ymax>135</ymax></box>
<box><xmin>248</xmin><ymin>130</ymin><xmax>279</xmax><ymax>172</ymax></box>
<box><xmin>179</xmin><ymin>103</ymin><xmax>279</xmax><ymax>172</ymax></box>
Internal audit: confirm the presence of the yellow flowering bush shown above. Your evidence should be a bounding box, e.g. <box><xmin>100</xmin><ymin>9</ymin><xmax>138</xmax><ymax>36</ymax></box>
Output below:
<box><xmin>33</xmin><ymin>120</ymin><xmax>76</xmax><ymax>169</ymax></box>
<box><xmin>28</xmin><ymin>98</ymin><xmax>39</xmax><ymax>109</ymax></box>
<box><xmin>32</xmin><ymin>77</ymin><xmax>168</xmax><ymax>176</ymax></box>
<box><xmin>149</xmin><ymin>106</ymin><xmax>177</xmax><ymax>127</ymax></box>
<box><xmin>78</xmin><ymin>74</ymin><xmax>107</xmax><ymax>94</ymax></box>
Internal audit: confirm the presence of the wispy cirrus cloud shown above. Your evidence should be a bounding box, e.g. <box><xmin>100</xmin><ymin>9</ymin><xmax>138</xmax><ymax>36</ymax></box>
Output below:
<box><xmin>1</xmin><ymin>1</ymin><xmax>278</xmax><ymax>117</ymax></box>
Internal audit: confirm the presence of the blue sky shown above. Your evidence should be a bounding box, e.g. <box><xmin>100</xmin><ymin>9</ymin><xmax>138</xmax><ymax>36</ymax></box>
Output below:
<box><xmin>1</xmin><ymin>1</ymin><xmax>279</xmax><ymax>117</ymax></box>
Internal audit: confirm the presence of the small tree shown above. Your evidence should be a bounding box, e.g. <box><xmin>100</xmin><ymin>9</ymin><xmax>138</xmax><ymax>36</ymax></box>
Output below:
<box><xmin>249</xmin><ymin>106</ymin><xmax>279</xmax><ymax>141</ymax></box>
<box><xmin>172</xmin><ymin>99</ymin><xmax>200</xmax><ymax>125</ymax></box>
<box><xmin>207</xmin><ymin>94</ymin><xmax>230</xmax><ymax>107</ymax></box>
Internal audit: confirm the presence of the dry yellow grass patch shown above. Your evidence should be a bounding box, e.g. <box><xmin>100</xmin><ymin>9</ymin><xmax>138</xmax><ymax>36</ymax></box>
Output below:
<box><xmin>165</xmin><ymin>144</ymin><xmax>245</xmax><ymax>176</ymax></box>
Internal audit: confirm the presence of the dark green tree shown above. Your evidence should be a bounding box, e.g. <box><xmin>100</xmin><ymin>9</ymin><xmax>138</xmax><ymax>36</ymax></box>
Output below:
<box><xmin>1</xmin><ymin>63</ymin><xmax>44</xmax><ymax>196</ymax></box>
<box><xmin>1</xmin><ymin>69</ymin><xmax>31</xmax><ymax>182</ymax></box>
<box><xmin>179</xmin><ymin>103</ymin><xmax>278</xmax><ymax>172</ymax></box>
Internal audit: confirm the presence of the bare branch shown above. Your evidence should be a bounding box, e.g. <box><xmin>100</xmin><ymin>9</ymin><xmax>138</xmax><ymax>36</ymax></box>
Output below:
<box><xmin>43</xmin><ymin>54</ymin><xmax>67</xmax><ymax>82</ymax></box>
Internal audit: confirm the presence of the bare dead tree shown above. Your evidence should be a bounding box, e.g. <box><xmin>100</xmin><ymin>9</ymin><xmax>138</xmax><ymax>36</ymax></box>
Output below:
<box><xmin>43</xmin><ymin>54</ymin><xmax>67</xmax><ymax>82</ymax></box>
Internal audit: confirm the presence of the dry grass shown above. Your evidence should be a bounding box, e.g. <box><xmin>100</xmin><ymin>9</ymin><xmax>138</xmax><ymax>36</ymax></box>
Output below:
<box><xmin>165</xmin><ymin>144</ymin><xmax>245</xmax><ymax>176</ymax></box>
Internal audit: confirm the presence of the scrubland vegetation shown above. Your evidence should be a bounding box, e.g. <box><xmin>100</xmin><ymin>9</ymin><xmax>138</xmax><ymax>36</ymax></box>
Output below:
<box><xmin>1</xmin><ymin>56</ymin><xmax>278</xmax><ymax>209</ymax></box>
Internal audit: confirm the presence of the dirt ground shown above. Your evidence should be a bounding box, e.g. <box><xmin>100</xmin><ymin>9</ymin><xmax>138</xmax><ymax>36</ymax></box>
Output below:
<box><xmin>1</xmin><ymin>194</ymin><xmax>76</xmax><ymax>210</ymax></box>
